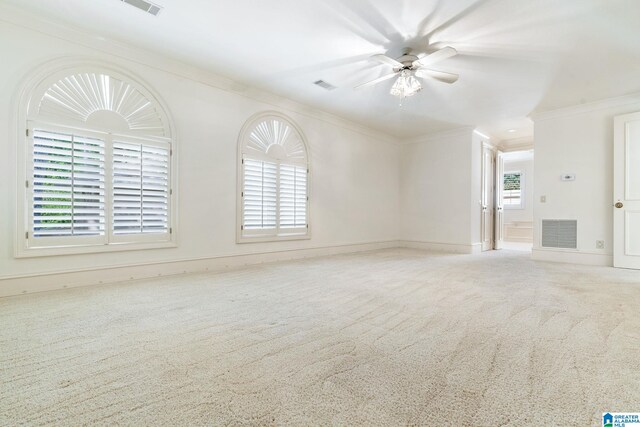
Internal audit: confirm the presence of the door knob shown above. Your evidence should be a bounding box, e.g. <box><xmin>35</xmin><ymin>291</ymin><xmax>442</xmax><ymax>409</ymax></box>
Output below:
<box><xmin>615</xmin><ymin>202</ymin><xmax>624</xmax><ymax>208</ymax></box>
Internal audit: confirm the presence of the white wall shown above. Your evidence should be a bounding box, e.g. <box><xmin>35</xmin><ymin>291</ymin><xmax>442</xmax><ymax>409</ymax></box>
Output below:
<box><xmin>399</xmin><ymin>128</ymin><xmax>483</xmax><ymax>253</ymax></box>
<box><xmin>503</xmin><ymin>156</ymin><xmax>534</xmax><ymax>223</ymax></box>
<box><xmin>532</xmin><ymin>96</ymin><xmax>640</xmax><ymax>265</ymax></box>
<box><xmin>0</xmin><ymin>21</ymin><xmax>400</xmax><ymax>294</ymax></box>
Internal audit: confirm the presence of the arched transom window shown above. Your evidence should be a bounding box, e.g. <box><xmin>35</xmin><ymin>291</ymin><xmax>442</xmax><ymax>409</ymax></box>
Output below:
<box><xmin>20</xmin><ymin>65</ymin><xmax>175</xmax><ymax>255</ymax></box>
<box><xmin>238</xmin><ymin>113</ymin><xmax>310</xmax><ymax>241</ymax></box>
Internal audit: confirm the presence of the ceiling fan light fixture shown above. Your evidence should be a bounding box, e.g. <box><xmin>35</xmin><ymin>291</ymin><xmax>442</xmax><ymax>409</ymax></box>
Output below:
<box><xmin>390</xmin><ymin>70</ymin><xmax>422</xmax><ymax>99</ymax></box>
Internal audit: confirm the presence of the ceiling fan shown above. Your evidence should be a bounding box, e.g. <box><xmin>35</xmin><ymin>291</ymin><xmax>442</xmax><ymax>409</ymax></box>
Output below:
<box><xmin>355</xmin><ymin>46</ymin><xmax>459</xmax><ymax>100</ymax></box>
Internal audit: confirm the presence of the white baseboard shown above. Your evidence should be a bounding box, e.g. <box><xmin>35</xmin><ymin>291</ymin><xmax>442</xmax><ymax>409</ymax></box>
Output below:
<box><xmin>531</xmin><ymin>248</ymin><xmax>613</xmax><ymax>266</ymax></box>
<box><xmin>0</xmin><ymin>240</ymin><xmax>399</xmax><ymax>298</ymax></box>
<box><xmin>400</xmin><ymin>240</ymin><xmax>479</xmax><ymax>254</ymax></box>
<box><xmin>469</xmin><ymin>243</ymin><xmax>483</xmax><ymax>254</ymax></box>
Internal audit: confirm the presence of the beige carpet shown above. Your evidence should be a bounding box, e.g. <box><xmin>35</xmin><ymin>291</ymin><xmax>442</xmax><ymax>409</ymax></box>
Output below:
<box><xmin>1</xmin><ymin>249</ymin><xmax>639</xmax><ymax>426</ymax></box>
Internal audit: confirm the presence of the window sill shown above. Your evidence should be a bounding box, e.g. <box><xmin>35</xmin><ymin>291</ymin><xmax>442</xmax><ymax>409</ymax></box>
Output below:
<box><xmin>237</xmin><ymin>233</ymin><xmax>311</xmax><ymax>244</ymax></box>
<box><xmin>15</xmin><ymin>240</ymin><xmax>177</xmax><ymax>258</ymax></box>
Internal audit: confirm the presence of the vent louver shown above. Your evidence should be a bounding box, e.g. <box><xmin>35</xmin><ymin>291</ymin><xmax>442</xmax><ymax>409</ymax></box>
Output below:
<box><xmin>313</xmin><ymin>80</ymin><xmax>337</xmax><ymax>91</ymax></box>
<box><xmin>541</xmin><ymin>220</ymin><xmax>577</xmax><ymax>249</ymax></box>
<box><xmin>120</xmin><ymin>0</ymin><xmax>162</xmax><ymax>16</ymax></box>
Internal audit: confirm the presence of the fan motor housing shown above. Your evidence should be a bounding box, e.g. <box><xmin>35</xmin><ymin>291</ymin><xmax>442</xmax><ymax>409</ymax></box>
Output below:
<box><xmin>395</xmin><ymin>52</ymin><xmax>420</xmax><ymax>71</ymax></box>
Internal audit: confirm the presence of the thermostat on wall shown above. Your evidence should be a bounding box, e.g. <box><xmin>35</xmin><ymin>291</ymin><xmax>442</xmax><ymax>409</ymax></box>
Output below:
<box><xmin>561</xmin><ymin>173</ymin><xmax>575</xmax><ymax>181</ymax></box>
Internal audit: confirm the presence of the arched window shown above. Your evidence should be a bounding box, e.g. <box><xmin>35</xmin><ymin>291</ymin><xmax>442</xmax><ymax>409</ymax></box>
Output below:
<box><xmin>238</xmin><ymin>113</ymin><xmax>310</xmax><ymax>242</ymax></box>
<box><xmin>18</xmin><ymin>62</ymin><xmax>175</xmax><ymax>255</ymax></box>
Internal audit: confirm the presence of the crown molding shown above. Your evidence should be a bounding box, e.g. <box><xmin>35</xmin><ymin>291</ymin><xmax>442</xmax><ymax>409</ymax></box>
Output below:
<box><xmin>400</xmin><ymin>125</ymin><xmax>475</xmax><ymax>145</ymax></box>
<box><xmin>531</xmin><ymin>92</ymin><xmax>640</xmax><ymax>122</ymax></box>
<box><xmin>472</xmin><ymin>129</ymin><xmax>494</xmax><ymax>141</ymax></box>
<box><xmin>0</xmin><ymin>3</ymin><xmax>400</xmax><ymax>145</ymax></box>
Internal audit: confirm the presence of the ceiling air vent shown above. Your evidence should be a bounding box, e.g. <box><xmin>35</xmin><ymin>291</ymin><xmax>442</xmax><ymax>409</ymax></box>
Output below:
<box><xmin>120</xmin><ymin>0</ymin><xmax>162</xmax><ymax>16</ymax></box>
<box><xmin>313</xmin><ymin>80</ymin><xmax>337</xmax><ymax>91</ymax></box>
<box><xmin>541</xmin><ymin>220</ymin><xmax>577</xmax><ymax>249</ymax></box>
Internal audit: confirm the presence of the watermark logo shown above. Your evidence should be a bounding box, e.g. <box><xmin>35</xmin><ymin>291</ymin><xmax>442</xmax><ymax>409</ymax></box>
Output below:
<box><xmin>603</xmin><ymin>413</ymin><xmax>640</xmax><ymax>427</ymax></box>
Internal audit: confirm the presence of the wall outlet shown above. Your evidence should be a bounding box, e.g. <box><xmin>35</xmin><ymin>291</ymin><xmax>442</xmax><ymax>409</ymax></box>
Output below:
<box><xmin>596</xmin><ymin>240</ymin><xmax>605</xmax><ymax>249</ymax></box>
<box><xmin>540</xmin><ymin>195</ymin><xmax>546</xmax><ymax>203</ymax></box>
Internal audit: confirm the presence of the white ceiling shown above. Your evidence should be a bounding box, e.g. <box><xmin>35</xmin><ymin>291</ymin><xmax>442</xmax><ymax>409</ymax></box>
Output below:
<box><xmin>5</xmin><ymin>0</ymin><xmax>640</xmax><ymax>140</ymax></box>
<box><xmin>503</xmin><ymin>149</ymin><xmax>534</xmax><ymax>163</ymax></box>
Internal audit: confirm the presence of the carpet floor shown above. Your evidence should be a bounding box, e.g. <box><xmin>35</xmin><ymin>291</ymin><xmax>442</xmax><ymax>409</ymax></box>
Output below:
<box><xmin>1</xmin><ymin>248</ymin><xmax>639</xmax><ymax>426</ymax></box>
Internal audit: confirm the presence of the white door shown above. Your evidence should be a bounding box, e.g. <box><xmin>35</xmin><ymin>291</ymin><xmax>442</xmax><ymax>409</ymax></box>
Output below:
<box><xmin>481</xmin><ymin>146</ymin><xmax>495</xmax><ymax>251</ymax></box>
<box><xmin>614</xmin><ymin>111</ymin><xmax>640</xmax><ymax>268</ymax></box>
<box><xmin>494</xmin><ymin>151</ymin><xmax>505</xmax><ymax>249</ymax></box>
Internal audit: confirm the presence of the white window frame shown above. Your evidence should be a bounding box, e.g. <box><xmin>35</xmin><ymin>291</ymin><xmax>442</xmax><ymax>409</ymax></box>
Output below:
<box><xmin>15</xmin><ymin>60</ymin><xmax>177</xmax><ymax>258</ymax></box>
<box><xmin>503</xmin><ymin>170</ymin><xmax>524</xmax><ymax>210</ymax></box>
<box><xmin>237</xmin><ymin>112</ymin><xmax>311</xmax><ymax>243</ymax></box>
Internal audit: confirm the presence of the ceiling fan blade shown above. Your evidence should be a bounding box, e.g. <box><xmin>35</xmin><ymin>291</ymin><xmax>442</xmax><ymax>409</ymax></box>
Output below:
<box><xmin>354</xmin><ymin>72</ymin><xmax>398</xmax><ymax>89</ymax></box>
<box><xmin>414</xmin><ymin>46</ymin><xmax>458</xmax><ymax>68</ymax></box>
<box><xmin>371</xmin><ymin>54</ymin><xmax>403</xmax><ymax>69</ymax></box>
<box><xmin>415</xmin><ymin>69</ymin><xmax>459</xmax><ymax>84</ymax></box>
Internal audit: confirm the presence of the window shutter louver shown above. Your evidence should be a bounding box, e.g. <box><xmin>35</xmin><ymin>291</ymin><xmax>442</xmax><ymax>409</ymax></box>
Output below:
<box><xmin>243</xmin><ymin>158</ymin><xmax>277</xmax><ymax>229</ymax></box>
<box><xmin>141</xmin><ymin>145</ymin><xmax>170</xmax><ymax>233</ymax></box>
<box><xmin>279</xmin><ymin>164</ymin><xmax>307</xmax><ymax>228</ymax></box>
<box><xmin>113</xmin><ymin>141</ymin><xmax>169</xmax><ymax>235</ymax></box>
<box><xmin>32</xmin><ymin>130</ymin><xmax>105</xmax><ymax>238</ymax></box>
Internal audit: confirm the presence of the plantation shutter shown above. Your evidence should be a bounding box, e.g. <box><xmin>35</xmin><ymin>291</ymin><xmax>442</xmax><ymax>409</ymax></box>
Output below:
<box><xmin>22</xmin><ymin>68</ymin><xmax>175</xmax><ymax>254</ymax></box>
<box><xmin>243</xmin><ymin>158</ymin><xmax>277</xmax><ymax>230</ymax></box>
<box><xmin>239</xmin><ymin>115</ymin><xmax>309</xmax><ymax>240</ymax></box>
<box><xmin>113</xmin><ymin>141</ymin><xmax>169</xmax><ymax>235</ymax></box>
<box><xmin>32</xmin><ymin>129</ymin><xmax>105</xmax><ymax>238</ymax></box>
<box><xmin>279</xmin><ymin>164</ymin><xmax>307</xmax><ymax>228</ymax></box>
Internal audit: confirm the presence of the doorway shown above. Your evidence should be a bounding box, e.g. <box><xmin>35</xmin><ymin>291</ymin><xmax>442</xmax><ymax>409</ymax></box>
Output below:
<box><xmin>497</xmin><ymin>150</ymin><xmax>534</xmax><ymax>251</ymax></box>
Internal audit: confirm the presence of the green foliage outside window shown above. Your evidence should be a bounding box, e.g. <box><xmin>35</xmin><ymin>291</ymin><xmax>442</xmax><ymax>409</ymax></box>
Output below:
<box><xmin>504</xmin><ymin>172</ymin><xmax>521</xmax><ymax>191</ymax></box>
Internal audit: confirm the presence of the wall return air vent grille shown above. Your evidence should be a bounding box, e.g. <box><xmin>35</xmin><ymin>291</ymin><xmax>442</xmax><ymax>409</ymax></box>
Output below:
<box><xmin>541</xmin><ymin>220</ymin><xmax>577</xmax><ymax>249</ymax></box>
<box><xmin>120</xmin><ymin>0</ymin><xmax>162</xmax><ymax>16</ymax></box>
<box><xmin>313</xmin><ymin>80</ymin><xmax>337</xmax><ymax>91</ymax></box>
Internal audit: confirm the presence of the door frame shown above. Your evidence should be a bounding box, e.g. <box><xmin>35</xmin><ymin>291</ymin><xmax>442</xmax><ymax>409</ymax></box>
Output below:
<box><xmin>613</xmin><ymin>111</ymin><xmax>640</xmax><ymax>268</ymax></box>
<box><xmin>481</xmin><ymin>143</ymin><xmax>496</xmax><ymax>251</ymax></box>
<box><xmin>494</xmin><ymin>150</ymin><xmax>505</xmax><ymax>249</ymax></box>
